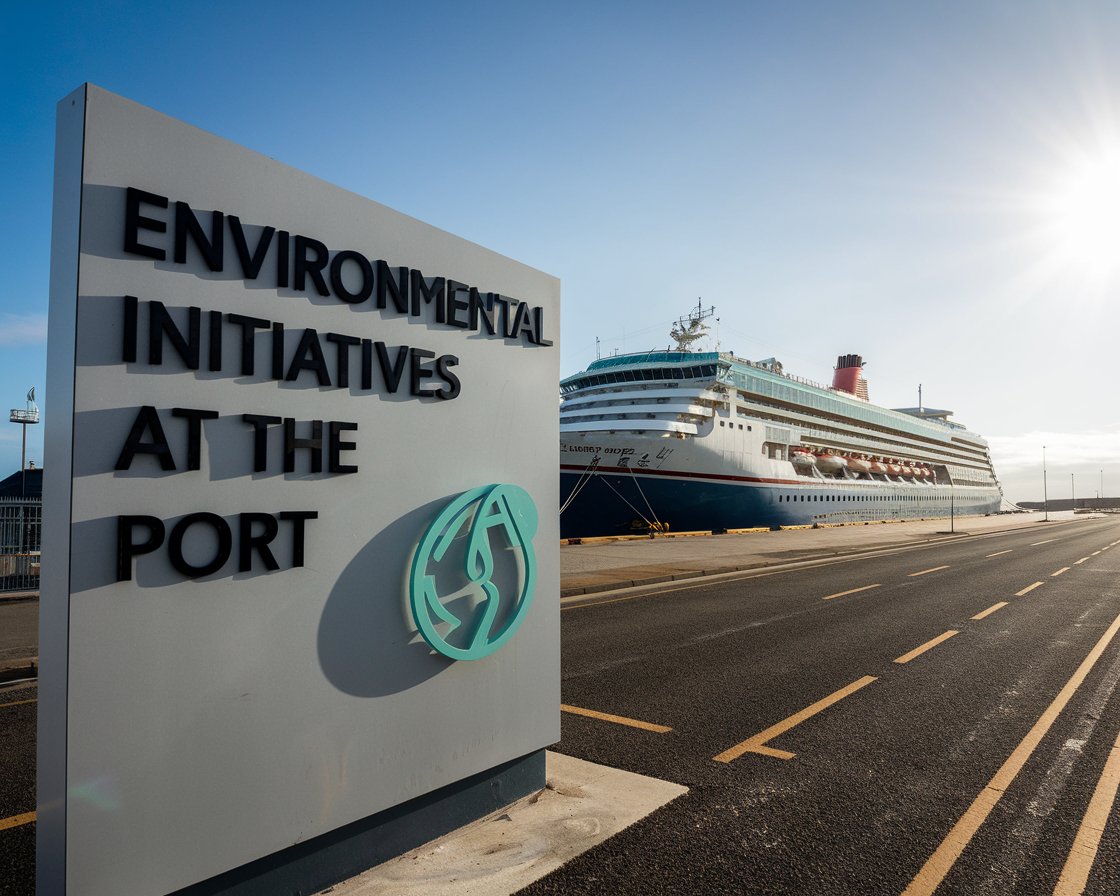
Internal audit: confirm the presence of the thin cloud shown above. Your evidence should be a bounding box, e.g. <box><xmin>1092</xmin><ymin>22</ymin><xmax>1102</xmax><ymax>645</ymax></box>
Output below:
<box><xmin>0</xmin><ymin>313</ymin><xmax>48</xmax><ymax>345</ymax></box>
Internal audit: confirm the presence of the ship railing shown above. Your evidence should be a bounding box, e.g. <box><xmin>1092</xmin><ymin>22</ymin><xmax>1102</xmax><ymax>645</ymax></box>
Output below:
<box><xmin>733</xmin><ymin>356</ymin><xmax>835</xmax><ymax>393</ymax></box>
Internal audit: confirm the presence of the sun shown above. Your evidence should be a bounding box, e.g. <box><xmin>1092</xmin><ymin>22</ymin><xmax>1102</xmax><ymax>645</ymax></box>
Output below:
<box><xmin>1039</xmin><ymin>144</ymin><xmax>1120</xmax><ymax>282</ymax></box>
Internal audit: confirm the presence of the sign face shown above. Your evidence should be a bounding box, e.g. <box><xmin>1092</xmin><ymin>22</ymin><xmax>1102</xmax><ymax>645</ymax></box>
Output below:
<box><xmin>40</xmin><ymin>85</ymin><xmax>559</xmax><ymax>895</ymax></box>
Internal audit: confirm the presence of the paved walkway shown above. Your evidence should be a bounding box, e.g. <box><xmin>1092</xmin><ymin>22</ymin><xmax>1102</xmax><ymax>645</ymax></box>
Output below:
<box><xmin>560</xmin><ymin>511</ymin><xmax>1091</xmax><ymax>596</ymax></box>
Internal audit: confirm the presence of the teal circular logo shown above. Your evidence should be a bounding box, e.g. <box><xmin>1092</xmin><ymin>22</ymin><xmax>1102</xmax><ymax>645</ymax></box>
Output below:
<box><xmin>409</xmin><ymin>484</ymin><xmax>538</xmax><ymax>661</ymax></box>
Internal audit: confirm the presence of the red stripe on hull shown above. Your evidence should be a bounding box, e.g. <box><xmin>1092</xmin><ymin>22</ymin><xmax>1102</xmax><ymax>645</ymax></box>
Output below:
<box><xmin>560</xmin><ymin>464</ymin><xmax>803</xmax><ymax>486</ymax></box>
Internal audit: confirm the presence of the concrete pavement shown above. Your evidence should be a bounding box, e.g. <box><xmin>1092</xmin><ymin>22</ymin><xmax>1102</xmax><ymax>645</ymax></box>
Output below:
<box><xmin>317</xmin><ymin>753</ymin><xmax>687</xmax><ymax>896</ymax></box>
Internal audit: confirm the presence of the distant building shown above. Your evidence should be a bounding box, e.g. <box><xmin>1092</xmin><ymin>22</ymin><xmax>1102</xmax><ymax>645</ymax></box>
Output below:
<box><xmin>0</xmin><ymin>466</ymin><xmax>42</xmax><ymax>498</ymax></box>
<box><xmin>1018</xmin><ymin>497</ymin><xmax>1116</xmax><ymax>512</ymax></box>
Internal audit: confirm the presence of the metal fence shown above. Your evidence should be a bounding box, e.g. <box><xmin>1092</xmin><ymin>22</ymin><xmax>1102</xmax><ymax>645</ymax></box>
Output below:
<box><xmin>0</xmin><ymin>497</ymin><xmax>41</xmax><ymax>594</ymax></box>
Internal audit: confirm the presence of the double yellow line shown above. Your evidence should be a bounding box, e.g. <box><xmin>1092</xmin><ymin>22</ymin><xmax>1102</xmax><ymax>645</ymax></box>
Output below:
<box><xmin>902</xmin><ymin>612</ymin><xmax>1120</xmax><ymax>895</ymax></box>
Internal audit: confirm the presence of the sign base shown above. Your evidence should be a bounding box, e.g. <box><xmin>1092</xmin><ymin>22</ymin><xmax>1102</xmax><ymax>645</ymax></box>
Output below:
<box><xmin>171</xmin><ymin>750</ymin><xmax>546</xmax><ymax>896</ymax></box>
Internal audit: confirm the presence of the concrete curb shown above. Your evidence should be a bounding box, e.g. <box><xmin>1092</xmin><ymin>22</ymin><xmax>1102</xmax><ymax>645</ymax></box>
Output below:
<box><xmin>0</xmin><ymin>656</ymin><xmax>38</xmax><ymax>683</ymax></box>
<box><xmin>0</xmin><ymin>591</ymin><xmax>39</xmax><ymax>603</ymax></box>
<box><xmin>559</xmin><ymin>514</ymin><xmax>979</xmax><ymax>545</ymax></box>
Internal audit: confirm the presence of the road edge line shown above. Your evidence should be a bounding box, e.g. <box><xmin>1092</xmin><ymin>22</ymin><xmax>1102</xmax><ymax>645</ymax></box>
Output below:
<box><xmin>901</xmin><ymin>611</ymin><xmax>1120</xmax><ymax>896</ymax></box>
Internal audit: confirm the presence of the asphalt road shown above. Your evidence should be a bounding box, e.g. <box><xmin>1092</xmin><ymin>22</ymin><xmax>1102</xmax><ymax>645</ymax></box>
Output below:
<box><xmin>527</xmin><ymin>515</ymin><xmax>1120</xmax><ymax>895</ymax></box>
<box><xmin>3</xmin><ymin>517</ymin><xmax>1119</xmax><ymax>895</ymax></box>
<box><xmin>0</xmin><ymin>680</ymin><xmax>36</xmax><ymax>896</ymax></box>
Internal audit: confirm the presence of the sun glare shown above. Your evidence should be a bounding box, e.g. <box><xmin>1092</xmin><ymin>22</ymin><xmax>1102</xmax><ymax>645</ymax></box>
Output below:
<box><xmin>1041</xmin><ymin>145</ymin><xmax>1120</xmax><ymax>281</ymax></box>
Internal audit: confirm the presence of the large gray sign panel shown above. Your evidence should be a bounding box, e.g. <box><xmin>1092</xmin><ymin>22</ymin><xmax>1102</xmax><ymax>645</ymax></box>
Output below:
<box><xmin>40</xmin><ymin>84</ymin><xmax>560</xmax><ymax>895</ymax></box>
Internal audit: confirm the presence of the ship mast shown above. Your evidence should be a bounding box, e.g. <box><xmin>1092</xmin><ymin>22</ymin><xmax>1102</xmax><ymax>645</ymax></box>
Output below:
<box><xmin>670</xmin><ymin>300</ymin><xmax>717</xmax><ymax>353</ymax></box>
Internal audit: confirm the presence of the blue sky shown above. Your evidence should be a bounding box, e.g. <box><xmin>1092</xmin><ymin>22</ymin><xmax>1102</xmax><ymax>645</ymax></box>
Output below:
<box><xmin>3</xmin><ymin>1</ymin><xmax>1118</xmax><ymax>502</ymax></box>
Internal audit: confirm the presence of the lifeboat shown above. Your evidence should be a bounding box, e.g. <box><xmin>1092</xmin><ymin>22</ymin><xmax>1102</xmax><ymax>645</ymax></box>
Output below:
<box><xmin>847</xmin><ymin>456</ymin><xmax>872</xmax><ymax>474</ymax></box>
<box><xmin>816</xmin><ymin>453</ymin><xmax>847</xmax><ymax>474</ymax></box>
<box><xmin>886</xmin><ymin>462</ymin><xmax>902</xmax><ymax>476</ymax></box>
<box><xmin>869</xmin><ymin>460</ymin><xmax>887</xmax><ymax>475</ymax></box>
<box><xmin>900</xmin><ymin>465</ymin><xmax>914</xmax><ymax>477</ymax></box>
<box><xmin>919</xmin><ymin>467</ymin><xmax>934</xmax><ymax>479</ymax></box>
<box><xmin>790</xmin><ymin>450</ymin><xmax>816</xmax><ymax>469</ymax></box>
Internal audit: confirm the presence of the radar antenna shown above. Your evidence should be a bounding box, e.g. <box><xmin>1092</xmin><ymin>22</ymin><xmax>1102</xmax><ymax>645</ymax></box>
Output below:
<box><xmin>670</xmin><ymin>299</ymin><xmax>717</xmax><ymax>353</ymax></box>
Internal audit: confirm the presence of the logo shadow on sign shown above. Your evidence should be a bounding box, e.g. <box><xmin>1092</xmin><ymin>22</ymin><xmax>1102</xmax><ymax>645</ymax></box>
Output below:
<box><xmin>316</xmin><ymin>498</ymin><xmax>455</xmax><ymax>698</ymax></box>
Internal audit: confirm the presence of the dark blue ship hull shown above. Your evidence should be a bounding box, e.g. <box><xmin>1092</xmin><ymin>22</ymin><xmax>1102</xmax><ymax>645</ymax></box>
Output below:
<box><xmin>559</xmin><ymin>470</ymin><xmax>1002</xmax><ymax>539</ymax></box>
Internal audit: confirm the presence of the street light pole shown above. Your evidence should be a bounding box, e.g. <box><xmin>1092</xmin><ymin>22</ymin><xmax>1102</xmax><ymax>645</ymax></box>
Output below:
<box><xmin>1043</xmin><ymin>445</ymin><xmax>1049</xmax><ymax>522</ymax></box>
<box><xmin>1071</xmin><ymin>473</ymin><xmax>1075</xmax><ymax>513</ymax></box>
<box><xmin>8</xmin><ymin>388</ymin><xmax>39</xmax><ymax>497</ymax></box>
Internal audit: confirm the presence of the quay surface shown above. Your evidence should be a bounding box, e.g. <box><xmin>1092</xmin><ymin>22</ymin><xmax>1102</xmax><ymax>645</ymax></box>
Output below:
<box><xmin>560</xmin><ymin>510</ymin><xmax>1083</xmax><ymax>597</ymax></box>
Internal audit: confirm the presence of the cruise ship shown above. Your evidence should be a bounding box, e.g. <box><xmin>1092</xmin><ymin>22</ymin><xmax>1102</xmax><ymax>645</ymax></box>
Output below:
<box><xmin>559</xmin><ymin>319</ymin><xmax>1003</xmax><ymax>538</ymax></box>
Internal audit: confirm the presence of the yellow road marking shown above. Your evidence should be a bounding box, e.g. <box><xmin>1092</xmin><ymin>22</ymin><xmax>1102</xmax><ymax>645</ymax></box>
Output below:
<box><xmin>1051</xmin><ymin>567</ymin><xmax>1070</xmax><ymax>577</ymax></box>
<box><xmin>1074</xmin><ymin>557</ymin><xmax>1090</xmax><ymax>565</ymax></box>
<box><xmin>909</xmin><ymin>565</ymin><xmax>950</xmax><ymax>577</ymax></box>
<box><xmin>0</xmin><ymin>811</ymin><xmax>35</xmax><ymax>832</ymax></box>
<box><xmin>894</xmin><ymin>631</ymin><xmax>959</xmax><ymax>664</ymax></box>
<box><xmin>1054</xmin><ymin>727</ymin><xmax>1120</xmax><ymax>895</ymax></box>
<box><xmin>971</xmin><ymin>602</ymin><xmax>1008</xmax><ymax>621</ymax></box>
<box><xmin>986</xmin><ymin>550</ymin><xmax>1013</xmax><ymax>558</ymax></box>
<box><xmin>0</xmin><ymin>698</ymin><xmax>37</xmax><ymax>710</ymax></box>
<box><xmin>822</xmin><ymin>584</ymin><xmax>881</xmax><ymax>601</ymax></box>
<box><xmin>1103</xmin><ymin>546</ymin><xmax>1112</xmax><ymax>551</ymax></box>
<box><xmin>560</xmin><ymin>704</ymin><xmax>671</xmax><ymax>734</ymax></box>
<box><xmin>713</xmin><ymin>675</ymin><xmax>877</xmax><ymax>763</ymax></box>
<box><xmin>1016</xmin><ymin>582</ymin><xmax>1044</xmax><ymax>596</ymax></box>
<box><xmin>901</xmin><ymin>611</ymin><xmax>1120</xmax><ymax>896</ymax></box>
<box><xmin>1092</xmin><ymin>551</ymin><xmax>1101</xmax><ymax>556</ymax></box>
<box><xmin>1031</xmin><ymin>539</ymin><xmax>1056</xmax><ymax>546</ymax></box>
